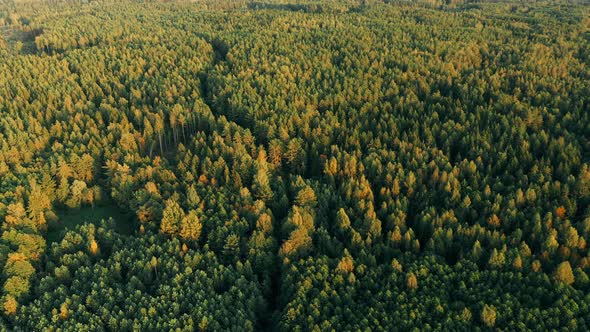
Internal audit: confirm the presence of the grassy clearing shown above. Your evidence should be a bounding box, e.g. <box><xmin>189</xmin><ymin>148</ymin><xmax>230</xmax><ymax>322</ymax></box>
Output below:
<box><xmin>1</xmin><ymin>25</ymin><xmax>39</xmax><ymax>54</ymax></box>
<box><xmin>47</xmin><ymin>200</ymin><xmax>136</xmax><ymax>244</ymax></box>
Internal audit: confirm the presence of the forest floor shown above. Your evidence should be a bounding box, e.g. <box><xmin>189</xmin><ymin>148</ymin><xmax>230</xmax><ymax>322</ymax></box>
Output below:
<box><xmin>47</xmin><ymin>200</ymin><xmax>136</xmax><ymax>244</ymax></box>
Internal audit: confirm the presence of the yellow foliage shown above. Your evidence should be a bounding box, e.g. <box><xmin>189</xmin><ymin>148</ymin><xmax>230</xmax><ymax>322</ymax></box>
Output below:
<box><xmin>513</xmin><ymin>255</ymin><xmax>523</xmax><ymax>270</ymax></box>
<box><xmin>179</xmin><ymin>211</ymin><xmax>202</xmax><ymax>241</ymax></box>
<box><xmin>336</xmin><ymin>255</ymin><xmax>354</xmax><ymax>274</ymax></box>
<box><xmin>487</xmin><ymin>214</ymin><xmax>500</xmax><ymax>228</ymax></box>
<box><xmin>4</xmin><ymin>296</ymin><xmax>17</xmax><ymax>316</ymax></box>
<box><xmin>7</xmin><ymin>252</ymin><xmax>28</xmax><ymax>263</ymax></box>
<box><xmin>60</xmin><ymin>302</ymin><xmax>69</xmax><ymax>320</ymax></box>
<box><xmin>481</xmin><ymin>304</ymin><xmax>496</xmax><ymax>327</ymax></box>
<box><xmin>406</xmin><ymin>273</ymin><xmax>418</xmax><ymax>289</ymax></box>
<box><xmin>391</xmin><ymin>259</ymin><xmax>403</xmax><ymax>272</ymax></box>
<box><xmin>145</xmin><ymin>182</ymin><xmax>160</xmax><ymax>195</ymax></box>
<box><xmin>554</xmin><ymin>261</ymin><xmax>575</xmax><ymax>285</ymax></box>
<box><xmin>5</xmin><ymin>202</ymin><xmax>27</xmax><ymax>226</ymax></box>
<box><xmin>461</xmin><ymin>307</ymin><xmax>472</xmax><ymax>322</ymax></box>
<box><xmin>90</xmin><ymin>240</ymin><xmax>99</xmax><ymax>255</ymax></box>
<box><xmin>280</xmin><ymin>228</ymin><xmax>312</xmax><ymax>258</ymax></box>
<box><xmin>256</xmin><ymin>213</ymin><xmax>273</xmax><ymax>234</ymax></box>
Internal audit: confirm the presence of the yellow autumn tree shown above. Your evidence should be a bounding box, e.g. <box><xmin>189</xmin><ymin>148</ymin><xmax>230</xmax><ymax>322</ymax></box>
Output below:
<box><xmin>89</xmin><ymin>239</ymin><xmax>99</xmax><ymax>255</ymax></box>
<box><xmin>336</xmin><ymin>249</ymin><xmax>354</xmax><ymax>274</ymax></box>
<box><xmin>161</xmin><ymin>199</ymin><xmax>185</xmax><ymax>236</ymax></box>
<box><xmin>554</xmin><ymin>261</ymin><xmax>575</xmax><ymax>285</ymax></box>
<box><xmin>3</xmin><ymin>295</ymin><xmax>17</xmax><ymax>316</ymax></box>
<box><xmin>406</xmin><ymin>272</ymin><xmax>418</xmax><ymax>289</ymax></box>
<box><xmin>60</xmin><ymin>302</ymin><xmax>69</xmax><ymax>319</ymax></box>
<box><xmin>179</xmin><ymin>210</ymin><xmax>202</xmax><ymax>241</ymax></box>
<box><xmin>481</xmin><ymin>304</ymin><xmax>496</xmax><ymax>327</ymax></box>
<box><xmin>5</xmin><ymin>202</ymin><xmax>27</xmax><ymax>227</ymax></box>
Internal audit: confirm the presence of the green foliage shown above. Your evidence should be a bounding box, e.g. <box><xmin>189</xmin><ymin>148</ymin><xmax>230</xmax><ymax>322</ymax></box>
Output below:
<box><xmin>0</xmin><ymin>0</ymin><xmax>589</xmax><ymax>329</ymax></box>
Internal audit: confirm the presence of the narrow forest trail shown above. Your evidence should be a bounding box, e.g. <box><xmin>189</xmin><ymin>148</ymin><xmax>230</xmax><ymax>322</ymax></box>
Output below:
<box><xmin>199</xmin><ymin>36</ymin><xmax>285</xmax><ymax>331</ymax></box>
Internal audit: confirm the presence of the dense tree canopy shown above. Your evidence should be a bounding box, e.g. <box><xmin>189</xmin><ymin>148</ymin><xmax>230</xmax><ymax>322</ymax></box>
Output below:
<box><xmin>0</xmin><ymin>0</ymin><xmax>589</xmax><ymax>330</ymax></box>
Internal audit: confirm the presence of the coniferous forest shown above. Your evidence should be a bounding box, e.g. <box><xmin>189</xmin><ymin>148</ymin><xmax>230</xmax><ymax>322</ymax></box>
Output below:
<box><xmin>1</xmin><ymin>0</ymin><xmax>589</xmax><ymax>330</ymax></box>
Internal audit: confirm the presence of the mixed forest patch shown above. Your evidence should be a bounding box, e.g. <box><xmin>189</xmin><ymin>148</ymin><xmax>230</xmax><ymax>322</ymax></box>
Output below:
<box><xmin>0</xmin><ymin>0</ymin><xmax>589</xmax><ymax>330</ymax></box>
